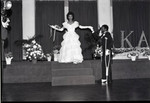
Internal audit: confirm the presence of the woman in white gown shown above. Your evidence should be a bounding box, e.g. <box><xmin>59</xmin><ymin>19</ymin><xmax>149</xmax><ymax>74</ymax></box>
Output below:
<box><xmin>50</xmin><ymin>12</ymin><xmax>94</xmax><ymax>64</ymax></box>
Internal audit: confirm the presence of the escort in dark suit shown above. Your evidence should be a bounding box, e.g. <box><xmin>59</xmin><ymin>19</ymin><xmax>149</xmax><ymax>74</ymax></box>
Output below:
<box><xmin>1</xmin><ymin>16</ymin><xmax>10</xmax><ymax>69</ymax></box>
<box><xmin>92</xmin><ymin>25</ymin><xmax>113</xmax><ymax>84</ymax></box>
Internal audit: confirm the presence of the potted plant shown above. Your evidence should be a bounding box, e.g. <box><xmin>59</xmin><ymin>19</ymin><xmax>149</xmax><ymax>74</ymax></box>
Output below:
<box><xmin>52</xmin><ymin>45</ymin><xmax>61</xmax><ymax>61</ymax></box>
<box><xmin>5</xmin><ymin>52</ymin><xmax>13</xmax><ymax>65</ymax></box>
<box><xmin>53</xmin><ymin>49</ymin><xmax>60</xmax><ymax>61</ymax></box>
<box><xmin>46</xmin><ymin>53</ymin><xmax>52</xmax><ymax>61</ymax></box>
<box><xmin>127</xmin><ymin>52</ymin><xmax>139</xmax><ymax>61</ymax></box>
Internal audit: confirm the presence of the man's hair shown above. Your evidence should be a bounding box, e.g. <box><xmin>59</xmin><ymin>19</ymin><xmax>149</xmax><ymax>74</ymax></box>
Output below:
<box><xmin>102</xmin><ymin>24</ymin><xmax>109</xmax><ymax>31</ymax></box>
<box><xmin>66</xmin><ymin>11</ymin><xmax>74</xmax><ymax>20</ymax></box>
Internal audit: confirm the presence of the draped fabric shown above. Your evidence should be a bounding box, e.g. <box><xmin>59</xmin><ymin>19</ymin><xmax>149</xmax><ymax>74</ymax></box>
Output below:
<box><xmin>113</xmin><ymin>0</ymin><xmax>150</xmax><ymax>48</ymax></box>
<box><xmin>69</xmin><ymin>1</ymin><xmax>98</xmax><ymax>59</ymax></box>
<box><xmin>35</xmin><ymin>1</ymin><xmax>64</xmax><ymax>54</ymax></box>
<box><xmin>5</xmin><ymin>0</ymin><xmax>22</xmax><ymax>61</ymax></box>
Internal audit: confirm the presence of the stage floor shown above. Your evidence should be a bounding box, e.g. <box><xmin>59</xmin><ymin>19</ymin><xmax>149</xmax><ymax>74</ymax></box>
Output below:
<box><xmin>2</xmin><ymin>78</ymin><xmax>150</xmax><ymax>101</ymax></box>
<box><xmin>2</xmin><ymin>59</ymin><xmax>150</xmax><ymax>83</ymax></box>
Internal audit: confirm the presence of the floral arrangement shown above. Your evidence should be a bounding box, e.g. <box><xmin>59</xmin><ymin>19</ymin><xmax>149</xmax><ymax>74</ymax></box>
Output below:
<box><xmin>143</xmin><ymin>49</ymin><xmax>150</xmax><ymax>56</ymax></box>
<box><xmin>144</xmin><ymin>51</ymin><xmax>150</xmax><ymax>56</ymax></box>
<box><xmin>45</xmin><ymin>53</ymin><xmax>52</xmax><ymax>61</ymax></box>
<box><xmin>112</xmin><ymin>48</ymin><xmax>133</xmax><ymax>54</ymax></box>
<box><xmin>113</xmin><ymin>47</ymin><xmax>150</xmax><ymax>54</ymax></box>
<box><xmin>46</xmin><ymin>53</ymin><xmax>53</xmax><ymax>57</ymax></box>
<box><xmin>53</xmin><ymin>50</ymin><xmax>59</xmax><ymax>54</ymax></box>
<box><xmin>51</xmin><ymin>45</ymin><xmax>61</xmax><ymax>61</ymax></box>
<box><xmin>53</xmin><ymin>45</ymin><xmax>61</xmax><ymax>54</ymax></box>
<box><xmin>23</xmin><ymin>40</ymin><xmax>46</xmax><ymax>61</ymax></box>
<box><xmin>5</xmin><ymin>52</ymin><xmax>13</xmax><ymax>64</ymax></box>
<box><xmin>5</xmin><ymin>52</ymin><xmax>13</xmax><ymax>59</ymax></box>
<box><xmin>127</xmin><ymin>52</ymin><xmax>139</xmax><ymax>57</ymax></box>
<box><xmin>126</xmin><ymin>51</ymin><xmax>139</xmax><ymax>61</ymax></box>
<box><xmin>93</xmin><ymin>45</ymin><xmax>102</xmax><ymax>58</ymax></box>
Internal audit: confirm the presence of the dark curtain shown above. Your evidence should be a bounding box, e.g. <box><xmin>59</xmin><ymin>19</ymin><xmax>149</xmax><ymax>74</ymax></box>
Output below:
<box><xmin>113</xmin><ymin>0</ymin><xmax>150</xmax><ymax>48</ymax></box>
<box><xmin>69</xmin><ymin>0</ymin><xmax>98</xmax><ymax>59</ymax></box>
<box><xmin>35</xmin><ymin>0</ymin><xmax>64</xmax><ymax>54</ymax></box>
<box><xmin>5</xmin><ymin>0</ymin><xmax>22</xmax><ymax>61</ymax></box>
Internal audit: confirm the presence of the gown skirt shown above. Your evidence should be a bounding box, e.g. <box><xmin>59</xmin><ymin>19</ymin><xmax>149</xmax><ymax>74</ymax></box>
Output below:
<box><xmin>58</xmin><ymin>31</ymin><xmax>83</xmax><ymax>63</ymax></box>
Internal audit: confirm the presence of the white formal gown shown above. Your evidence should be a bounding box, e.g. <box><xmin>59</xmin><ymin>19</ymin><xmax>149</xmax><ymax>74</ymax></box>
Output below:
<box><xmin>58</xmin><ymin>21</ymin><xmax>83</xmax><ymax>63</ymax></box>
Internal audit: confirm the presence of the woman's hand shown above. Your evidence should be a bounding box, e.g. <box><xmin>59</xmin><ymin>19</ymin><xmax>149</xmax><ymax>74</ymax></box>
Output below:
<box><xmin>48</xmin><ymin>24</ymin><xmax>64</xmax><ymax>31</ymax></box>
<box><xmin>89</xmin><ymin>26</ymin><xmax>94</xmax><ymax>33</ymax></box>
<box><xmin>48</xmin><ymin>24</ymin><xmax>54</xmax><ymax>28</ymax></box>
<box><xmin>49</xmin><ymin>25</ymin><xmax>61</xmax><ymax>30</ymax></box>
<box><xmin>50</xmin><ymin>25</ymin><xmax>60</xmax><ymax>29</ymax></box>
<box><xmin>55</xmin><ymin>25</ymin><xmax>61</xmax><ymax>29</ymax></box>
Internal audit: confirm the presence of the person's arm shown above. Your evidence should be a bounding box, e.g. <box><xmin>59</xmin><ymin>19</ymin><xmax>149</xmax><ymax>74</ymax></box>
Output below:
<box><xmin>48</xmin><ymin>24</ymin><xmax>64</xmax><ymax>31</ymax></box>
<box><xmin>76</xmin><ymin>21</ymin><xmax>94</xmax><ymax>33</ymax></box>
<box><xmin>79</xmin><ymin>25</ymin><xmax>94</xmax><ymax>33</ymax></box>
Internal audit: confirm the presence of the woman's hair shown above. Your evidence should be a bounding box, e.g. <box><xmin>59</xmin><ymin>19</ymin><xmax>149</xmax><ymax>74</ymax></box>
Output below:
<box><xmin>66</xmin><ymin>11</ymin><xmax>74</xmax><ymax>20</ymax></box>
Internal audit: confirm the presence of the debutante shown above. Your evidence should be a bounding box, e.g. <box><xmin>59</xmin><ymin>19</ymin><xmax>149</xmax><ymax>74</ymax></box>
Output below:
<box><xmin>50</xmin><ymin>11</ymin><xmax>94</xmax><ymax>64</ymax></box>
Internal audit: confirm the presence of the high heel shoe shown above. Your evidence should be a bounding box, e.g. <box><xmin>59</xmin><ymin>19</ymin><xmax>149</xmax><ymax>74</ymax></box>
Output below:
<box><xmin>73</xmin><ymin>61</ymin><xmax>78</xmax><ymax>64</ymax></box>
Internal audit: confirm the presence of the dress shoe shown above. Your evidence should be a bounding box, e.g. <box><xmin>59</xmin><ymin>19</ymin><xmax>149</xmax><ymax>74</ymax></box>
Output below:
<box><xmin>101</xmin><ymin>79</ymin><xmax>108</xmax><ymax>85</ymax></box>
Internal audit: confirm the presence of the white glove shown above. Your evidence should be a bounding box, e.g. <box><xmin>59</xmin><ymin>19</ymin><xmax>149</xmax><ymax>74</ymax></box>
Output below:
<box><xmin>89</xmin><ymin>26</ymin><xmax>94</xmax><ymax>33</ymax></box>
<box><xmin>50</xmin><ymin>25</ymin><xmax>60</xmax><ymax>29</ymax></box>
<box><xmin>106</xmin><ymin>49</ymin><xmax>110</xmax><ymax>56</ymax></box>
<box><xmin>50</xmin><ymin>25</ymin><xmax>55</xmax><ymax>28</ymax></box>
<box><xmin>55</xmin><ymin>25</ymin><xmax>61</xmax><ymax>29</ymax></box>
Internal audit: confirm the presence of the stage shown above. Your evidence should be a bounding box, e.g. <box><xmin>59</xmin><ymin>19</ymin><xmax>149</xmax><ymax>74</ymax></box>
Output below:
<box><xmin>2</xmin><ymin>59</ymin><xmax>150</xmax><ymax>84</ymax></box>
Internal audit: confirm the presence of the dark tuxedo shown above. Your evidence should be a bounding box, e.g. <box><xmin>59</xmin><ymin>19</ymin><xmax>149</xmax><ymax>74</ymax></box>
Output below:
<box><xmin>92</xmin><ymin>29</ymin><xmax>113</xmax><ymax>83</ymax></box>
<box><xmin>1</xmin><ymin>24</ymin><xmax>8</xmax><ymax>69</ymax></box>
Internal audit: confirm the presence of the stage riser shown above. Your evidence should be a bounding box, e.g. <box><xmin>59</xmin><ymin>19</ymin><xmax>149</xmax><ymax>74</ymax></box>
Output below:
<box><xmin>112</xmin><ymin>60</ymin><xmax>150</xmax><ymax>79</ymax></box>
<box><xmin>3</xmin><ymin>76</ymin><xmax>51</xmax><ymax>83</ymax></box>
<box><xmin>51</xmin><ymin>61</ymin><xmax>91</xmax><ymax>68</ymax></box>
<box><xmin>2</xmin><ymin>62</ymin><xmax>52</xmax><ymax>83</ymax></box>
<box><xmin>2</xmin><ymin>60</ymin><xmax>150</xmax><ymax>83</ymax></box>
<box><xmin>52</xmin><ymin>76</ymin><xmax>95</xmax><ymax>86</ymax></box>
<box><xmin>52</xmin><ymin>68</ymin><xmax>93</xmax><ymax>77</ymax></box>
<box><xmin>51</xmin><ymin>62</ymin><xmax>95</xmax><ymax>86</ymax></box>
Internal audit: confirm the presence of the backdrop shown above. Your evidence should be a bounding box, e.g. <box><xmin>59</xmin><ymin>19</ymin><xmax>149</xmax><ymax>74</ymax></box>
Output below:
<box><xmin>113</xmin><ymin>0</ymin><xmax>150</xmax><ymax>48</ymax></box>
<box><xmin>35</xmin><ymin>0</ymin><xmax>64</xmax><ymax>55</ymax></box>
<box><xmin>35</xmin><ymin>0</ymin><xmax>98</xmax><ymax>60</ymax></box>
<box><xmin>69</xmin><ymin>0</ymin><xmax>98</xmax><ymax>59</ymax></box>
<box><xmin>5</xmin><ymin>0</ymin><xmax>22</xmax><ymax>61</ymax></box>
